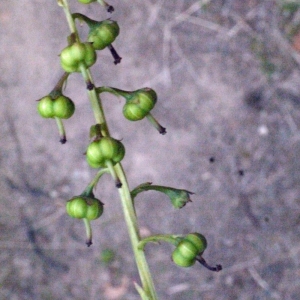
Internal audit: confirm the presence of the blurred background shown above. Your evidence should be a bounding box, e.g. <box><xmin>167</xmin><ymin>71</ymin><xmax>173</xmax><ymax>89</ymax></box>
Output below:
<box><xmin>1</xmin><ymin>0</ymin><xmax>300</xmax><ymax>299</ymax></box>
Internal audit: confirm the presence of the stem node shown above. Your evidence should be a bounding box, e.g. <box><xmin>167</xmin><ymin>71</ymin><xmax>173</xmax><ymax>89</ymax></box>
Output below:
<box><xmin>87</xmin><ymin>81</ymin><xmax>95</xmax><ymax>90</ymax></box>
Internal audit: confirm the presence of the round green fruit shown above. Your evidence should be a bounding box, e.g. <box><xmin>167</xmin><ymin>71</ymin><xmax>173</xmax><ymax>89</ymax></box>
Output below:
<box><xmin>37</xmin><ymin>96</ymin><xmax>55</xmax><ymax>118</ymax></box>
<box><xmin>172</xmin><ymin>233</ymin><xmax>208</xmax><ymax>268</ymax></box>
<box><xmin>66</xmin><ymin>196</ymin><xmax>103</xmax><ymax>220</ymax></box>
<box><xmin>37</xmin><ymin>95</ymin><xmax>75</xmax><ymax>119</ymax></box>
<box><xmin>99</xmin><ymin>137</ymin><xmax>124</xmax><ymax>161</ymax></box>
<box><xmin>85</xmin><ymin>198</ymin><xmax>104</xmax><ymax>220</ymax></box>
<box><xmin>123</xmin><ymin>88</ymin><xmax>157</xmax><ymax>121</ymax></box>
<box><xmin>86</xmin><ymin>137</ymin><xmax>125</xmax><ymax>168</ymax></box>
<box><xmin>185</xmin><ymin>233</ymin><xmax>207</xmax><ymax>254</ymax></box>
<box><xmin>123</xmin><ymin>103</ymin><xmax>146</xmax><ymax>121</ymax></box>
<box><xmin>172</xmin><ymin>241</ymin><xmax>197</xmax><ymax>267</ymax></box>
<box><xmin>53</xmin><ymin>96</ymin><xmax>75</xmax><ymax>119</ymax></box>
<box><xmin>176</xmin><ymin>239</ymin><xmax>199</xmax><ymax>259</ymax></box>
<box><xmin>88</xmin><ymin>20</ymin><xmax>120</xmax><ymax>50</ymax></box>
<box><xmin>60</xmin><ymin>42</ymin><xmax>97</xmax><ymax>73</ymax></box>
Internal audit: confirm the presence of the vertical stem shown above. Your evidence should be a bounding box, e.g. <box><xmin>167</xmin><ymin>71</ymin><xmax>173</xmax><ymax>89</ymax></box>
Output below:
<box><xmin>59</xmin><ymin>1</ymin><xmax>158</xmax><ymax>298</ymax></box>
<box><xmin>60</xmin><ymin>0</ymin><xmax>78</xmax><ymax>37</ymax></box>
<box><xmin>105</xmin><ymin>159</ymin><xmax>122</xmax><ymax>188</ymax></box>
<box><xmin>115</xmin><ymin>163</ymin><xmax>158</xmax><ymax>299</ymax></box>
<box><xmin>79</xmin><ymin>64</ymin><xmax>109</xmax><ymax>134</ymax></box>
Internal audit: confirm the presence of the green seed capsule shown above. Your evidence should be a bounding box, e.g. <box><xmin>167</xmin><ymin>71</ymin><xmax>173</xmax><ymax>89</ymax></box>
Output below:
<box><xmin>177</xmin><ymin>239</ymin><xmax>199</xmax><ymax>259</ymax></box>
<box><xmin>53</xmin><ymin>96</ymin><xmax>75</xmax><ymax>119</ymax></box>
<box><xmin>123</xmin><ymin>88</ymin><xmax>157</xmax><ymax>121</ymax></box>
<box><xmin>172</xmin><ymin>248</ymin><xmax>196</xmax><ymax>267</ymax></box>
<box><xmin>66</xmin><ymin>197</ymin><xmax>88</xmax><ymax>219</ymax></box>
<box><xmin>37</xmin><ymin>95</ymin><xmax>75</xmax><ymax>119</ymax></box>
<box><xmin>86</xmin><ymin>141</ymin><xmax>104</xmax><ymax>166</ymax></box>
<box><xmin>37</xmin><ymin>96</ymin><xmax>55</xmax><ymax>118</ymax></box>
<box><xmin>123</xmin><ymin>103</ymin><xmax>146</xmax><ymax>121</ymax></box>
<box><xmin>185</xmin><ymin>233</ymin><xmax>207</xmax><ymax>254</ymax></box>
<box><xmin>88</xmin><ymin>20</ymin><xmax>120</xmax><ymax>50</ymax></box>
<box><xmin>86</xmin><ymin>154</ymin><xmax>103</xmax><ymax>169</ymax></box>
<box><xmin>99</xmin><ymin>137</ymin><xmax>123</xmax><ymax>162</ymax></box>
<box><xmin>60</xmin><ymin>42</ymin><xmax>97</xmax><ymax>73</ymax></box>
<box><xmin>172</xmin><ymin>240</ymin><xmax>198</xmax><ymax>267</ymax></box>
<box><xmin>172</xmin><ymin>233</ymin><xmax>208</xmax><ymax>268</ymax></box>
<box><xmin>66</xmin><ymin>196</ymin><xmax>103</xmax><ymax>220</ymax></box>
<box><xmin>85</xmin><ymin>198</ymin><xmax>104</xmax><ymax>220</ymax></box>
<box><xmin>86</xmin><ymin>137</ymin><xmax>125</xmax><ymax>168</ymax></box>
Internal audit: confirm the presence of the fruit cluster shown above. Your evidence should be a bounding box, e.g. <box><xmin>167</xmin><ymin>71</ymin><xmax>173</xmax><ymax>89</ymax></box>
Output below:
<box><xmin>37</xmin><ymin>95</ymin><xmax>75</xmax><ymax>119</ymax></box>
<box><xmin>60</xmin><ymin>42</ymin><xmax>97</xmax><ymax>73</ymax></box>
<box><xmin>86</xmin><ymin>137</ymin><xmax>125</xmax><ymax>169</ymax></box>
<box><xmin>66</xmin><ymin>196</ymin><xmax>103</xmax><ymax>220</ymax></box>
<box><xmin>36</xmin><ymin>3</ymin><xmax>222</xmax><ymax>297</ymax></box>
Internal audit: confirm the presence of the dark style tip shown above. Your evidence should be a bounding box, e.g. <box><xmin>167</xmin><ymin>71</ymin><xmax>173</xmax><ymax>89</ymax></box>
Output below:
<box><xmin>107</xmin><ymin>5</ymin><xmax>114</xmax><ymax>13</ymax></box>
<box><xmin>108</xmin><ymin>45</ymin><xmax>122</xmax><ymax>65</ymax></box>
<box><xmin>86</xmin><ymin>240</ymin><xmax>93</xmax><ymax>247</ymax></box>
<box><xmin>197</xmin><ymin>256</ymin><xmax>222</xmax><ymax>272</ymax></box>
<box><xmin>60</xmin><ymin>137</ymin><xmax>67</xmax><ymax>144</ymax></box>
<box><xmin>159</xmin><ymin>127</ymin><xmax>167</xmax><ymax>135</ymax></box>
<box><xmin>87</xmin><ymin>82</ymin><xmax>95</xmax><ymax>90</ymax></box>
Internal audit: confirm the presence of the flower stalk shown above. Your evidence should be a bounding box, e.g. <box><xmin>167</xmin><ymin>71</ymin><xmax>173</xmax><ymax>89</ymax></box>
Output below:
<box><xmin>59</xmin><ymin>0</ymin><xmax>158</xmax><ymax>298</ymax></box>
<box><xmin>35</xmin><ymin>1</ymin><xmax>222</xmax><ymax>298</ymax></box>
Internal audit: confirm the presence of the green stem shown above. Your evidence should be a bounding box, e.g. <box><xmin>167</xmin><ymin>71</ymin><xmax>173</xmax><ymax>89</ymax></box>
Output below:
<box><xmin>105</xmin><ymin>160</ymin><xmax>122</xmax><ymax>188</ymax></box>
<box><xmin>79</xmin><ymin>64</ymin><xmax>109</xmax><ymax>135</ymax></box>
<box><xmin>72</xmin><ymin>13</ymin><xmax>99</xmax><ymax>28</ymax></box>
<box><xmin>146</xmin><ymin>113</ymin><xmax>166</xmax><ymax>135</ymax></box>
<box><xmin>115</xmin><ymin>163</ymin><xmax>158</xmax><ymax>299</ymax></box>
<box><xmin>83</xmin><ymin>218</ymin><xmax>93</xmax><ymax>247</ymax></box>
<box><xmin>60</xmin><ymin>0</ymin><xmax>79</xmax><ymax>40</ymax></box>
<box><xmin>59</xmin><ymin>1</ymin><xmax>158</xmax><ymax>298</ymax></box>
<box><xmin>134</xmin><ymin>282</ymin><xmax>151</xmax><ymax>300</ymax></box>
<box><xmin>49</xmin><ymin>72</ymin><xmax>69</xmax><ymax>98</ymax></box>
<box><xmin>54</xmin><ymin>117</ymin><xmax>67</xmax><ymax>144</ymax></box>
<box><xmin>96</xmin><ymin>86</ymin><xmax>133</xmax><ymax>100</ymax></box>
<box><xmin>82</xmin><ymin>168</ymin><xmax>109</xmax><ymax>196</ymax></box>
<box><xmin>138</xmin><ymin>234</ymin><xmax>181</xmax><ymax>251</ymax></box>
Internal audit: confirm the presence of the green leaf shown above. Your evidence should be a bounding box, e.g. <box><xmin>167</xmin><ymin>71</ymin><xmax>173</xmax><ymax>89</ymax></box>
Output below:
<box><xmin>89</xmin><ymin>124</ymin><xmax>102</xmax><ymax>140</ymax></box>
<box><xmin>131</xmin><ymin>183</ymin><xmax>193</xmax><ymax>208</ymax></box>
